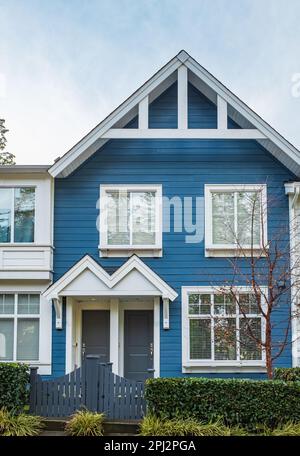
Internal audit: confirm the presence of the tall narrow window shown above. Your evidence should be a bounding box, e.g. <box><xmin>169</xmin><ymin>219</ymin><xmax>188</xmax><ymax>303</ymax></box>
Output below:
<box><xmin>0</xmin><ymin>187</ymin><xmax>35</xmax><ymax>243</ymax></box>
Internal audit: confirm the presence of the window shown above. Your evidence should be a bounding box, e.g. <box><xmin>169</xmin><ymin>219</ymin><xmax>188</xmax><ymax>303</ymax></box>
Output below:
<box><xmin>182</xmin><ymin>287</ymin><xmax>265</xmax><ymax>369</ymax></box>
<box><xmin>100</xmin><ymin>185</ymin><xmax>162</xmax><ymax>255</ymax></box>
<box><xmin>0</xmin><ymin>187</ymin><xmax>35</xmax><ymax>243</ymax></box>
<box><xmin>0</xmin><ymin>294</ymin><xmax>40</xmax><ymax>361</ymax></box>
<box><xmin>205</xmin><ymin>185</ymin><xmax>267</xmax><ymax>256</ymax></box>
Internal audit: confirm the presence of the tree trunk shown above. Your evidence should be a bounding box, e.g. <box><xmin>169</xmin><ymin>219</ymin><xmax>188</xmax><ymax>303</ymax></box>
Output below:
<box><xmin>265</xmin><ymin>319</ymin><xmax>273</xmax><ymax>379</ymax></box>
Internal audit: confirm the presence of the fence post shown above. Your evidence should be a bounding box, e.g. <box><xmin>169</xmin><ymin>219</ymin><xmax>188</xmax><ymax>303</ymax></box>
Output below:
<box><xmin>106</xmin><ymin>362</ymin><xmax>113</xmax><ymax>372</ymax></box>
<box><xmin>29</xmin><ymin>366</ymin><xmax>38</xmax><ymax>414</ymax></box>
<box><xmin>85</xmin><ymin>355</ymin><xmax>100</xmax><ymax>412</ymax></box>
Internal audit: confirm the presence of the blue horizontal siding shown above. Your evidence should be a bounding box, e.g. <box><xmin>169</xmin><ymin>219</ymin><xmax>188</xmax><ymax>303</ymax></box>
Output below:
<box><xmin>51</xmin><ymin>79</ymin><xmax>295</xmax><ymax>378</ymax></box>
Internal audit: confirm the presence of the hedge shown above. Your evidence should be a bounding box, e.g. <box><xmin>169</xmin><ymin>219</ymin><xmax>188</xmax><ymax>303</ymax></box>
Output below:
<box><xmin>274</xmin><ymin>368</ymin><xmax>300</xmax><ymax>382</ymax></box>
<box><xmin>0</xmin><ymin>363</ymin><xmax>30</xmax><ymax>413</ymax></box>
<box><xmin>145</xmin><ymin>377</ymin><xmax>300</xmax><ymax>429</ymax></box>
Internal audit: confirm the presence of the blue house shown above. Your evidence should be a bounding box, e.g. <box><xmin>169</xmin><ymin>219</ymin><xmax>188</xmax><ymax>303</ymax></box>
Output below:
<box><xmin>1</xmin><ymin>51</ymin><xmax>300</xmax><ymax>381</ymax></box>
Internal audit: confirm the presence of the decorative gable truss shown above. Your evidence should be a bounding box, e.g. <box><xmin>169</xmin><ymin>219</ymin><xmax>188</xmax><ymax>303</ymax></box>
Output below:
<box><xmin>49</xmin><ymin>50</ymin><xmax>300</xmax><ymax>178</ymax></box>
<box><xmin>43</xmin><ymin>254</ymin><xmax>178</xmax><ymax>329</ymax></box>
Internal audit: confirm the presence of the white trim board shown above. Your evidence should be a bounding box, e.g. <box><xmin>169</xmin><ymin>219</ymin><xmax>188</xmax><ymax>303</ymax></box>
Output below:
<box><xmin>49</xmin><ymin>50</ymin><xmax>300</xmax><ymax>178</ymax></box>
<box><xmin>43</xmin><ymin>254</ymin><xmax>177</xmax><ymax>302</ymax></box>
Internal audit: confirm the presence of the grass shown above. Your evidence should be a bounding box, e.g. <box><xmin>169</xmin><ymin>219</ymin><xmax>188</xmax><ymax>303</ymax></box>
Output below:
<box><xmin>65</xmin><ymin>410</ymin><xmax>105</xmax><ymax>436</ymax></box>
<box><xmin>139</xmin><ymin>415</ymin><xmax>247</xmax><ymax>436</ymax></box>
<box><xmin>0</xmin><ymin>408</ymin><xmax>44</xmax><ymax>436</ymax></box>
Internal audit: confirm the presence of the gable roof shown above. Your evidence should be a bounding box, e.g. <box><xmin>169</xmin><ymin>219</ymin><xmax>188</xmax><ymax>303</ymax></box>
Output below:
<box><xmin>49</xmin><ymin>50</ymin><xmax>300</xmax><ymax>178</ymax></box>
<box><xmin>43</xmin><ymin>254</ymin><xmax>178</xmax><ymax>301</ymax></box>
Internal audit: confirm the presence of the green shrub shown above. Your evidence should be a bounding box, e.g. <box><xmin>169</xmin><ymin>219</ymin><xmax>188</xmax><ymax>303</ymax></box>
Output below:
<box><xmin>0</xmin><ymin>363</ymin><xmax>29</xmax><ymax>412</ymax></box>
<box><xmin>0</xmin><ymin>408</ymin><xmax>44</xmax><ymax>436</ymax></box>
<box><xmin>145</xmin><ymin>377</ymin><xmax>300</xmax><ymax>429</ymax></box>
<box><xmin>139</xmin><ymin>415</ymin><xmax>247</xmax><ymax>436</ymax></box>
<box><xmin>274</xmin><ymin>368</ymin><xmax>300</xmax><ymax>382</ymax></box>
<box><xmin>259</xmin><ymin>422</ymin><xmax>300</xmax><ymax>436</ymax></box>
<box><xmin>65</xmin><ymin>410</ymin><xmax>105</xmax><ymax>436</ymax></box>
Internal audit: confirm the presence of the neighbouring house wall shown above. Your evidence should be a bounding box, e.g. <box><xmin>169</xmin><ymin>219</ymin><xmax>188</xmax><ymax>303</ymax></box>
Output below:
<box><xmin>52</xmin><ymin>83</ymin><xmax>295</xmax><ymax>378</ymax></box>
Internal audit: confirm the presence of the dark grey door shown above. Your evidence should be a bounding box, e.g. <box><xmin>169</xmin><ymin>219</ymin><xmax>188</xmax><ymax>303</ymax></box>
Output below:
<box><xmin>82</xmin><ymin>310</ymin><xmax>110</xmax><ymax>364</ymax></box>
<box><xmin>124</xmin><ymin>310</ymin><xmax>154</xmax><ymax>381</ymax></box>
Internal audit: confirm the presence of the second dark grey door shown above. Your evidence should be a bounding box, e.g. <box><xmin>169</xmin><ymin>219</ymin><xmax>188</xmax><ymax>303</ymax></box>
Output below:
<box><xmin>82</xmin><ymin>310</ymin><xmax>110</xmax><ymax>364</ymax></box>
<box><xmin>124</xmin><ymin>310</ymin><xmax>154</xmax><ymax>381</ymax></box>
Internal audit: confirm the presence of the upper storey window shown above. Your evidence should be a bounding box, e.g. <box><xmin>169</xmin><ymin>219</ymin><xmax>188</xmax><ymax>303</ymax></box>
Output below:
<box><xmin>0</xmin><ymin>187</ymin><xmax>35</xmax><ymax>243</ymax></box>
<box><xmin>99</xmin><ymin>185</ymin><xmax>162</xmax><ymax>257</ymax></box>
<box><xmin>205</xmin><ymin>184</ymin><xmax>267</xmax><ymax>257</ymax></box>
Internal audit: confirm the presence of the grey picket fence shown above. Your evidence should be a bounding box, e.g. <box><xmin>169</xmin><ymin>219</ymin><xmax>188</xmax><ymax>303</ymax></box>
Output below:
<box><xmin>29</xmin><ymin>355</ymin><xmax>146</xmax><ymax>419</ymax></box>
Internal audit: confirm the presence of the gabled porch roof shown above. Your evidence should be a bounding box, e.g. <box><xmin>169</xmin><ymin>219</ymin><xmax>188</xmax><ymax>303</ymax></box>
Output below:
<box><xmin>43</xmin><ymin>254</ymin><xmax>177</xmax><ymax>302</ymax></box>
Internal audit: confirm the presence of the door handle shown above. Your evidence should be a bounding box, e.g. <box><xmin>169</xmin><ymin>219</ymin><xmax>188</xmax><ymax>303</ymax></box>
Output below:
<box><xmin>82</xmin><ymin>342</ymin><xmax>86</xmax><ymax>358</ymax></box>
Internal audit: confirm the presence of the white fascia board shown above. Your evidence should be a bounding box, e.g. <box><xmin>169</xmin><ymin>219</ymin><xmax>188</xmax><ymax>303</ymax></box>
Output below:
<box><xmin>185</xmin><ymin>56</ymin><xmax>300</xmax><ymax>167</ymax></box>
<box><xmin>43</xmin><ymin>254</ymin><xmax>178</xmax><ymax>301</ymax></box>
<box><xmin>49</xmin><ymin>57</ymin><xmax>182</xmax><ymax>178</ymax></box>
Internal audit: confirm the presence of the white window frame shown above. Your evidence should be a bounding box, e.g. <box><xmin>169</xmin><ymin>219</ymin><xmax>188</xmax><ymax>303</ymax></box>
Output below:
<box><xmin>0</xmin><ymin>293</ymin><xmax>40</xmax><ymax>362</ymax></box>
<box><xmin>205</xmin><ymin>184</ymin><xmax>267</xmax><ymax>257</ymax></box>
<box><xmin>182</xmin><ymin>286</ymin><xmax>267</xmax><ymax>373</ymax></box>
<box><xmin>0</xmin><ymin>186</ymin><xmax>36</xmax><ymax>244</ymax></box>
<box><xmin>99</xmin><ymin>184</ymin><xmax>162</xmax><ymax>257</ymax></box>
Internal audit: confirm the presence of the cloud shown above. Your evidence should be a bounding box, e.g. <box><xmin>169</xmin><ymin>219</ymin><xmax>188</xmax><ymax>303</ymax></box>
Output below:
<box><xmin>0</xmin><ymin>0</ymin><xmax>300</xmax><ymax>164</ymax></box>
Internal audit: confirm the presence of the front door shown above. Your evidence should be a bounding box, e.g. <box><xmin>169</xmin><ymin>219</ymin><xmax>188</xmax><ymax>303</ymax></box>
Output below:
<box><xmin>124</xmin><ymin>310</ymin><xmax>154</xmax><ymax>381</ymax></box>
<box><xmin>81</xmin><ymin>310</ymin><xmax>110</xmax><ymax>364</ymax></box>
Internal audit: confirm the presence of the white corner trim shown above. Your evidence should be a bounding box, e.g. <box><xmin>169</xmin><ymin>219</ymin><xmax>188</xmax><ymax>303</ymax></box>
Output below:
<box><xmin>204</xmin><ymin>183</ymin><xmax>268</xmax><ymax>254</ymax></box>
<box><xmin>43</xmin><ymin>254</ymin><xmax>178</xmax><ymax>302</ymax></box>
<box><xmin>153</xmin><ymin>296</ymin><xmax>160</xmax><ymax>377</ymax></box>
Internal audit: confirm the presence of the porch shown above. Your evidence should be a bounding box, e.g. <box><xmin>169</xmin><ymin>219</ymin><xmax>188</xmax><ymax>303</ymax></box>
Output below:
<box><xmin>43</xmin><ymin>255</ymin><xmax>177</xmax><ymax>380</ymax></box>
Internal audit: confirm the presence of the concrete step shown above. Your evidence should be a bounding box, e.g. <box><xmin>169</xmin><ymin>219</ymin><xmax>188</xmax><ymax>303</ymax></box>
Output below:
<box><xmin>40</xmin><ymin>430</ymin><xmax>66</xmax><ymax>436</ymax></box>
<box><xmin>42</xmin><ymin>418</ymin><xmax>140</xmax><ymax>435</ymax></box>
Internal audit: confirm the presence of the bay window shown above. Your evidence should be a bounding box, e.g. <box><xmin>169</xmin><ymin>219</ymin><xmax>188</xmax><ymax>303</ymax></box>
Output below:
<box><xmin>205</xmin><ymin>184</ymin><xmax>267</xmax><ymax>256</ymax></box>
<box><xmin>0</xmin><ymin>187</ymin><xmax>35</xmax><ymax>243</ymax></box>
<box><xmin>0</xmin><ymin>294</ymin><xmax>40</xmax><ymax>361</ymax></box>
<box><xmin>100</xmin><ymin>185</ymin><xmax>162</xmax><ymax>256</ymax></box>
<box><xmin>182</xmin><ymin>287</ymin><xmax>265</xmax><ymax>370</ymax></box>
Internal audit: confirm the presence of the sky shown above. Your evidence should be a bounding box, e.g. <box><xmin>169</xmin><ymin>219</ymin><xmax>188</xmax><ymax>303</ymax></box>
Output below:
<box><xmin>0</xmin><ymin>0</ymin><xmax>300</xmax><ymax>165</ymax></box>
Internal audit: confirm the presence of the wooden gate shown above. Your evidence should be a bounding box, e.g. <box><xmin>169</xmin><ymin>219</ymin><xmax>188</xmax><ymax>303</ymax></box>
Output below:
<box><xmin>29</xmin><ymin>356</ymin><xmax>146</xmax><ymax>419</ymax></box>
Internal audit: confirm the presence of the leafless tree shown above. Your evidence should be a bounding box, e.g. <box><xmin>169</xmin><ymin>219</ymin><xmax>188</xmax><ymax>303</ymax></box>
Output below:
<box><xmin>213</xmin><ymin>186</ymin><xmax>300</xmax><ymax>378</ymax></box>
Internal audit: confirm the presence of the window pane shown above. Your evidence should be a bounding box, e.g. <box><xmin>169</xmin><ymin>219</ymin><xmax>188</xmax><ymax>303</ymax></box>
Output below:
<box><xmin>17</xmin><ymin>294</ymin><xmax>40</xmax><ymax>314</ymax></box>
<box><xmin>212</xmin><ymin>192</ymin><xmax>235</xmax><ymax>244</ymax></box>
<box><xmin>214</xmin><ymin>318</ymin><xmax>237</xmax><ymax>360</ymax></box>
<box><xmin>0</xmin><ymin>188</ymin><xmax>12</xmax><ymax>242</ymax></box>
<box><xmin>240</xmin><ymin>318</ymin><xmax>262</xmax><ymax>360</ymax></box>
<box><xmin>237</xmin><ymin>192</ymin><xmax>260</xmax><ymax>245</ymax></box>
<box><xmin>0</xmin><ymin>319</ymin><xmax>14</xmax><ymax>360</ymax></box>
<box><xmin>17</xmin><ymin>319</ymin><xmax>39</xmax><ymax>360</ymax></box>
<box><xmin>0</xmin><ymin>294</ymin><xmax>14</xmax><ymax>314</ymax></box>
<box><xmin>190</xmin><ymin>319</ymin><xmax>211</xmax><ymax>359</ymax></box>
<box><xmin>107</xmin><ymin>191</ymin><xmax>130</xmax><ymax>245</ymax></box>
<box><xmin>14</xmin><ymin>188</ymin><xmax>35</xmax><ymax>243</ymax></box>
<box><xmin>132</xmin><ymin>192</ymin><xmax>156</xmax><ymax>245</ymax></box>
<box><xmin>239</xmin><ymin>294</ymin><xmax>260</xmax><ymax>314</ymax></box>
<box><xmin>214</xmin><ymin>294</ymin><xmax>235</xmax><ymax>315</ymax></box>
<box><xmin>188</xmin><ymin>294</ymin><xmax>211</xmax><ymax>315</ymax></box>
